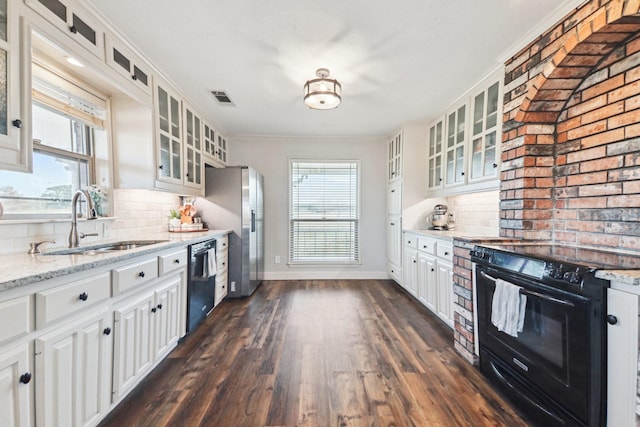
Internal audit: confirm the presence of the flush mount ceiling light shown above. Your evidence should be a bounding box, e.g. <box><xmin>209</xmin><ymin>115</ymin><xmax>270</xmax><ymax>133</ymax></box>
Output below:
<box><xmin>303</xmin><ymin>68</ymin><xmax>342</xmax><ymax>110</ymax></box>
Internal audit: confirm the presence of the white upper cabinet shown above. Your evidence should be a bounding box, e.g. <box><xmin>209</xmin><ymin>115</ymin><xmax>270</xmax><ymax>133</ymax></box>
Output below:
<box><xmin>426</xmin><ymin>68</ymin><xmax>503</xmax><ymax>196</ymax></box>
<box><xmin>105</xmin><ymin>32</ymin><xmax>153</xmax><ymax>97</ymax></box>
<box><xmin>154</xmin><ymin>77</ymin><xmax>183</xmax><ymax>186</ymax></box>
<box><xmin>25</xmin><ymin>0</ymin><xmax>106</xmax><ymax>60</ymax></box>
<box><xmin>469</xmin><ymin>79</ymin><xmax>502</xmax><ymax>183</ymax></box>
<box><xmin>182</xmin><ymin>102</ymin><xmax>203</xmax><ymax>190</ymax></box>
<box><xmin>387</xmin><ymin>132</ymin><xmax>402</xmax><ymax>181</ymax></box>
<box><xmin>427</xmin><ymin>118</ymin><xmax>444</xmax><ymax>191</ymax></box>
<box><xmin>444</xmin><ymin>103</ymin><xmax>467</xmax><ymax>187</ymax></box>
<box><xmin>0</xmin><ymin>2</ymin><xmax>30</xmax><ymax>172</ymax></box>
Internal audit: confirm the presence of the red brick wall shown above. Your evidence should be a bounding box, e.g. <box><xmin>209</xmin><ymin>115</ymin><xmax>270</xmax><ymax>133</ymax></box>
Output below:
<box><xmin>500</xmin><ymin>0</ymin><xmax>640</xmax><ymax>248</ymax></box>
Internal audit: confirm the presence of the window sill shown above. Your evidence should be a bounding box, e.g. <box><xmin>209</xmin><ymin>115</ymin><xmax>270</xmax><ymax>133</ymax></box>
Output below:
<box><xmin>287</xmin><ymin>262</ymin><xmax>362</xmax><ymax>267</ymax></box>
<box><xmin>0</xmin><ymin>216</ymin><xmax>118</xmax><ymax>225</ymax></box>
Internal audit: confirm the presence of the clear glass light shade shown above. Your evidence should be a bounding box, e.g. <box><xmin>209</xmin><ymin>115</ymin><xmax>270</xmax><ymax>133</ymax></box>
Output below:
<box><xmin>303</xmin><ymin>69</ymin><xmax>342</xmax><ymax>110</ymax></box>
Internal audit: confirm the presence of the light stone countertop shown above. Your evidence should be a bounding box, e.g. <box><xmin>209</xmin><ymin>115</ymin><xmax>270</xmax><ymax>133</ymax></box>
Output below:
<box><xmin>406</xmin><ymin>229</ymin><xmax>640</xmax><ymax>286</ymax></box>
<box><xmin>595</xmin><ymin>270</ymin><xmax>640</xmax><ymax>286</ymax></box>
<box><xmin>0</xmin><ymin>229</ymin><xmax>231</xmax><ymax>292</ymax></box>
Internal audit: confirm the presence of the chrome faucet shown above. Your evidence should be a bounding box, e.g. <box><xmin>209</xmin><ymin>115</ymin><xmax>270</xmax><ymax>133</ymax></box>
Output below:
<box><xmin>69</xmin><ymin>189</ymin><xmax>98</xmax><ymax>248</ymax></box>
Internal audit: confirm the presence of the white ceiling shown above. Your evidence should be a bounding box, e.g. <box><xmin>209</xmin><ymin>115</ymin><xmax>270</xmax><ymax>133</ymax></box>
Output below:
<box><xmin>85</xmin><ymin>0</ymin><xmax>584</xmax><ymax>138</ymax></box>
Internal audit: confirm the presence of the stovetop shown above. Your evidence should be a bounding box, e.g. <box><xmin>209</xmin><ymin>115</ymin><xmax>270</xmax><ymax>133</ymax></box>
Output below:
<box><xmin>471</xmin><ymin>243</ymin><xmax>640</xmax><ymax>289</ymax></box>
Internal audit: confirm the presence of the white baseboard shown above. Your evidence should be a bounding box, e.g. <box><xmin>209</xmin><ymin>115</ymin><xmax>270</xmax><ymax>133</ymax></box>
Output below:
<box><xmin>263</xmin><ymin>270</ymin><xmax>389</xmax><ymax>281</ymax></box>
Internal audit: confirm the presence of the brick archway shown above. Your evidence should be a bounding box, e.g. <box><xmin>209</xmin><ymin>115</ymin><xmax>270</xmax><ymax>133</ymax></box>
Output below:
<box><xmin>516</xmin><ymin>0</ymin><xmax>640</xmax><ymax>124</ymax></box>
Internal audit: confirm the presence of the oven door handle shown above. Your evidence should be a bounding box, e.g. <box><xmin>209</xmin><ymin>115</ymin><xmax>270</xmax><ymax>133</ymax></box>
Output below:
<box><xmin>480</xmin><ymin>271</ymin><xmax>575</xmax><ymax>308</ymax></box>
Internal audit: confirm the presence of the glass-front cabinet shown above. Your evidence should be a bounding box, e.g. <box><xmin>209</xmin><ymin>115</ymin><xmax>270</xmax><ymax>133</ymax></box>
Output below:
<box><xmin>469</xmin><ymin>80</ymin><xmax>501</xmax><ymax>182</ymax></box>
<box><xmin>387</xmin><ymin>131</ymin><xmax>402</xmax><ymax>181</ymax></box>
<box><xmin>0</xmin><ymin>0</ymin><xmax>29</xmax><ymax>172</ymax></box>
<box><xmin>154</xmin><ymin>80</ymin><xmax>183</xmax><ymax>185</ymax></box>
<box><xmin>182</xmin><ymin>102</ymin><xmax>202</xmax><ymax>189</ymax></box>
<box><xmin>426</xmin><ymin>69</ymin><xmax>502</xmax><ymax>196</ymax></box>
<box><xmin>216</xmin><ymin>133</ymin><xmax>227</xmax><ymax>165</ymax></box>
<box><xmin>444</xmin><ymin>103</ymin><xmax>466</xmax><ymax>187</ymax></box>
<box><xmin>427</xmin><ymin>118</ymin><xmax>444</xmax><ymax>191</ymax></box>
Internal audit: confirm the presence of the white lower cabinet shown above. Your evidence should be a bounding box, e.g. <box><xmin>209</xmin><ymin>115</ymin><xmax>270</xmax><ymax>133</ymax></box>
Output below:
<box><xmin>35</xmin><ymin>307</ymin><xmax>112</xmax><ymax>427</ymax></box>
<box><xmin>112</xmin><ymin>273</ymin><xmax>183</xmax><ymax>401</ymax></box>
<box><xmin>0</xmin><ymin>342</ymin><xmax>32</xmax><ymax>427</ymax></box>
<box><xmin>402</xmin><ymin>232</ymin><xmax>454</xmax><ymax>328</ymax></box>
<box><xmin>436</xmin><ymin>259</ymin><xmax>454</xmax><ymax>327</ymax></box>
<box><xmin>417</xmin><ymin>253</ymin><xmax>436</xmax><ymax>312</ymax></box>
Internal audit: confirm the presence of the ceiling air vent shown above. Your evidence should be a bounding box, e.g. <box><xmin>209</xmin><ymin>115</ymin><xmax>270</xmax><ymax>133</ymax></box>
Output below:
<box><xmin>210</xmin><ymin>90</ymin><xmax>234</xmax><ymax>106</ymax></box>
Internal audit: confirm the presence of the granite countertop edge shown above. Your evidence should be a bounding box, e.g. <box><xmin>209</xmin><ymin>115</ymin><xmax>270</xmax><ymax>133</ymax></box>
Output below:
<box><xmin>0</xmin><ymin>229</ymin><xmax>231</xmax><ymax>292</ymax></box>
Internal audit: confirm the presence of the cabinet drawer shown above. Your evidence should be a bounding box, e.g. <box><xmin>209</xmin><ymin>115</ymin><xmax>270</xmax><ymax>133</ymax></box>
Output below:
<box><xmin>417</xmin><ymin>238</ymin><xmax>436</xmax><ymax>255</ymax></box>
<box><xmin>216</xmin><ymin>248</ymin><xmax>228</xmax><ymax>273</ymax></box>
<box><xmin>112</xmin><ymin>258</ymin><xmax>159</xmax><ymax>295</ymax></box>
<box><xmin>0</xmin><ymin>296</ymin><xmax>31</xmax><ymax>345</ymax></box>
<box><xmin>216</xmin><ymin>235</ymin><xmax>229</xmax><ymax>251</ymax></box>
<box><xmin>437</xmin><ymin>243</ymin><xmax>453</xmax><ymax>261</ymax></box>
<box><xmin>36</xmin><ymin>272</ymin><xmax>110</xmax><ymax>328</ymax></box>
<box><xmin>403</xmin><ymin>234</ymin><xmax>418</xmax><ymax>249</ymax></box>
<box><xmin>159</xmin><ymin>249</ymin><xmax>187</xmax><ymax>276</ymax></box>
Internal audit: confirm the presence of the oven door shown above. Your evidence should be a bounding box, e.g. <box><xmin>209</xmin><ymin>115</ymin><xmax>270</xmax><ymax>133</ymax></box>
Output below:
<box><xmin>476</xmin><ymin>266</ymin><xmax>593</xmax><ymax>424</ymax></box>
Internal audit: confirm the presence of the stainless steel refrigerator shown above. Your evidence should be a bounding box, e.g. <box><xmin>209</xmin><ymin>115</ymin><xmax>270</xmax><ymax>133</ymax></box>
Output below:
<box><xmin>198</xmin><ymin>166</ymin><xmax>264</xmax><ymax>297</ymax></box>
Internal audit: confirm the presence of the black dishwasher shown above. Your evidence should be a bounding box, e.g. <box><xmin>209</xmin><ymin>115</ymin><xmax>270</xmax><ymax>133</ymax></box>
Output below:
<box><xmin>187</xmin><ymin>239</ymin><xmax>216</xmax><ymax>333</ymax></box>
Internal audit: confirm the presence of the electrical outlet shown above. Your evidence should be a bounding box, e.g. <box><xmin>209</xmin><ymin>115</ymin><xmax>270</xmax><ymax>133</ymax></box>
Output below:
<box><xmin>102</xmin><ymin>221</ymin><xmax>111</xmax><ymax>237</ymax></box>
<box><xmin>231</xmin><ymin>281</ymin><xmax>236</xmax><ymax>292</ymax></box>
<box><xmin>275</xmin><ymin>255</ymin><xmax>281</xmax><ymax>264</ymax></box>
<box><xmin>448</xmin><ymin>211</ymin><xmax>456</xmax><ymax>222</ymax></box>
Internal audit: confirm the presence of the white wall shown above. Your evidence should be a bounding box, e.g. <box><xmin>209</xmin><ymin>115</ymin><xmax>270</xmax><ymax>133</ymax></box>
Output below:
<box><xmin>229</xmin><ymin>135</ymin><xmax>387</xmax><ymax>280</ymax></box>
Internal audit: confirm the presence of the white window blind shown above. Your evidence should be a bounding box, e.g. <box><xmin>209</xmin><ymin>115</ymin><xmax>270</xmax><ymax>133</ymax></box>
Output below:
<box><xmin>289</xmin><ymin>160</ymin><xmax>360</xmax><ymax>264</ymax></box>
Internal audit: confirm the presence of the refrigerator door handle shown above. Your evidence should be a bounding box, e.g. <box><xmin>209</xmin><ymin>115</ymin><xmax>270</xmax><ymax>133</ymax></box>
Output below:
<box><xmin>251</xmin><ymin>210</ymin><xmax>256</xmax><ymax>232</ymax></box>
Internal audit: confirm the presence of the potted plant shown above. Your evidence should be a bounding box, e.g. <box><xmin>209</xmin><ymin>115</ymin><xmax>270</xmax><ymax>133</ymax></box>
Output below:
<box><xmin>168</xmin><ymin>209</ymin><xmax>181</xmax><ymax>231</ymax></box>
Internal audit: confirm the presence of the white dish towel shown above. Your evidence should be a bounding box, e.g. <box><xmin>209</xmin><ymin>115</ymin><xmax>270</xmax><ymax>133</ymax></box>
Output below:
<box><xmin>204</xmin><ymin>248</ymin><xmax>217</xmax><ymax>278</ymax></box>
<box><xmin>491</xmin><ymin>278</ymin><xmax>527</xmax><ymax>337</ymax></box>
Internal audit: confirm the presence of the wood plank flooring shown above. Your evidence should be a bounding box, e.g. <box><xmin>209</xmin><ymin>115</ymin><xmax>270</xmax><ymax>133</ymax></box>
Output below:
<box><xmin>98</xmin><ymin>280</ymin><xmax>530</xmax><ymax>427</ymax></box>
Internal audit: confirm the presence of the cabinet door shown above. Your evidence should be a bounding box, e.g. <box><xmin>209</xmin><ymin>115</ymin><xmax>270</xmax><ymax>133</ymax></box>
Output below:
<box><xmin>154</xmin><ymin>275</ymin><xmax>182</xmax><ymax>360</ymax></box>
<box><xmin>386</xmin><ymin>216</ymin><xmax>401</xmax><ymax>268</ymax></box>
<box><xmin>0</xmin><ymin>342</ymin><xmax>32</xmax><ymax>427</ymax></box>
<box><xmin>203</xmin><ymin>122</ymin><xmax>217</xmax><ymax>162</ymax></box>
<box><xmin>436</xmin><ymin>260</ymin><xmax>454</xmax><ymax>327</ymax></box>
<box><xmin>469</xmin><ymin>79</ymin><xmax>501</xmax><ymax>182</ymax></box>
<box><xmin>105</xmin><ymin>34</ymin><xmax>152</xmax><ymax>96</ymax></box>
<box><xmin>182</xmin><ymin>103</ymin><xmax>203</xmax><ymax>189</ymax></box>
<box><xmin>387</xmin><ymin>132</ymin><xmax>402</xmax><ymax>181</ymax></box>
<box><xmin>216</xmin><ymin>134</ymin><xmax>228</xmax><ymax>165</ymax></box>
<box><xmin>402</xmin><ymin>249</ymin><xmax>418</xmax><ymax>297</ymax></box>
<box><xmin>36</xmin><ymin>308</ymin><xmax>112</xmax><ymax>427</ymax></box>
<box><xmin>387</xmin><ymin>180</ymin><xmax>401</xmax><ymax>215</ymax></box>
<box><xmin>112</xmin><ymin>291</ymin><xmax>155</xmax><ymax>400</ymax></box>
<box><xmin>444</xmin><ymin>104</ymin><xmax>467</xmax><ymax>187</ymax></box>
<box><xmin>25</xmin><ymin>0</ymin><xmax>105</xmax><ymax>60</ymax></box>
<box><xmin>427</xmin><ymin>119</ymin><xmax>444</xmax><ymax>190</ymax></box>
<box><xmin>418</xmin><ymin>253</ymin><xmax>437</xmax><ymax>312</ymax></box>
<box><xmin>155</xmin><ymin>81</ymin><xmax>183</xmax><ymax>184</ymax></box>
<box><xmin>0</xmin><ymin>0</ymin><xmax>29</xmax><ymax>172</ymax></box>
<box><xmin>606</xmin><ymin>288</ymin><xmax>639</xmax><ymax>427</ymax></box>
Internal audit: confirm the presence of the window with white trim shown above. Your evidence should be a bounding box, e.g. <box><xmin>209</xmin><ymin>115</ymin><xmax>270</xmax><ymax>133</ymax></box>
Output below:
<box><xmin>0</xmin><ymin>61</ymin><xmax>107</xmax><ymax>218</ymax></box>
<box><xmin>289</xmin><ymin>159</ymin><xmax>360</xmax><ymax>264</ymax></box>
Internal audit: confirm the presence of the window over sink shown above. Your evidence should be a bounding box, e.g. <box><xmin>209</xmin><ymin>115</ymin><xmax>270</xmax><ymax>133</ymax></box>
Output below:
<box><xmin>0</xmin><ymin>60</ymin><xmax>108</xmax><ymax>219</ymax></box>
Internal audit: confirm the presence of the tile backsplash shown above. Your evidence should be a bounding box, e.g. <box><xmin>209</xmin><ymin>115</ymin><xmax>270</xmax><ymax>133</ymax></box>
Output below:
<box><xmin>446</xmin><ymin>191</ymin><xmax>500</xmax><ymax>236</ymax></box>
<box><xmin>0</xmin><ymin>189</ymin><xmax>180</xmax><ymax>255</ymax></box>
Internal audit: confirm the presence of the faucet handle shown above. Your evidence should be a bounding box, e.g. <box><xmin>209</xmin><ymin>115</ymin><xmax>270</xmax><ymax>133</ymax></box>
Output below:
<box><xmin>79</xmin><ymin>232</ymin><xmax>99</xmax><ymax>239</ymax></box>
<box><xmin>28</xmin><ymin>240</ymin><xmax>56</xmax><ymax>254</ymax></box>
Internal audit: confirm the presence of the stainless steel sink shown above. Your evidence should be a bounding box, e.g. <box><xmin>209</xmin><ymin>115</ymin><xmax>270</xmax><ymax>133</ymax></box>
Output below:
<box><xmin>42</xmin><ymin>240</ymin><xmax>168</xmax><ymax>255</ymax></box>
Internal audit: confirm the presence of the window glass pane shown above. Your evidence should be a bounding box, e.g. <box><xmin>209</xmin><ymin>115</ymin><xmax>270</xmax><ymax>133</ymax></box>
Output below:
<box><xmin>0</xmin><ymin>48</ymin><xmax>6</xmax><ymax>137</ymax></box>
<box><xmin>0</xmin><ymin>0</ymin><xmax>6</xmax><ymax>42</ymax></box>
<box><xmin>290</xmin><ymin>160</ymin><xmax>359</xmax><ymax>264</ymax></box>
<box><xmin>32</xmin><ymin>104</ymin><xmax>88</xmax><ymax>155</ymax></box>
<box><xmin>0</xmin><ymin>150</ymin><xmax>88</xmax><ymax>216</ymax></box>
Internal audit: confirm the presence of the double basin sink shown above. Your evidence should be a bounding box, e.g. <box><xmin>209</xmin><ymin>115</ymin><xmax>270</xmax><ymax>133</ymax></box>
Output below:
<box><xmin>43</xmin><ymin>240</ymin><xmax>168</xmax><ymax>256</ymax></box>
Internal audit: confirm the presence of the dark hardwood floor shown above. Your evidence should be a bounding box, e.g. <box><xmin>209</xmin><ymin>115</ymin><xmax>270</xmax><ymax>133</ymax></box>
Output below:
<box><xmin>99</xmin><ymin>280</ymin><xmax>530</xmax><ymax>427</ymax></box>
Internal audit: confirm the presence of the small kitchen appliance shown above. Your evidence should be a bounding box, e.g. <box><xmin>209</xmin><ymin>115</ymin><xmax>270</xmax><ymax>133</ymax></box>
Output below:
<box><xmin>430</xmin><ymin>204</ymin><xmax>453</xmax><ymax>230</ymax></box>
